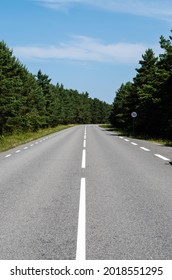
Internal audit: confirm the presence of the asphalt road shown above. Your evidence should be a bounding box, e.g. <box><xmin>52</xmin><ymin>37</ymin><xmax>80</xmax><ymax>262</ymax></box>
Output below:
<box><xmin>0</xmin><ymin>125</ymin><xmax>172</xmax><ymax>260</ymax></box>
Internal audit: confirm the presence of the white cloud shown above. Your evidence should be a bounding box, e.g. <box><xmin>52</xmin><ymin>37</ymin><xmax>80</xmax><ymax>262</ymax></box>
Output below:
<box><xmin>13</xmin><ymin>35</ymin><xmax>157</xmax><ymax>64</ymax></box>
<box><xmin>33</xmin><ymin>0</ymin><xmax>172</xmax><ymax>22</ymax></box>
<box><xmin>34</xmin><ymin>0</ymin><xmax>82</xmax><ymax>10</ymax></box>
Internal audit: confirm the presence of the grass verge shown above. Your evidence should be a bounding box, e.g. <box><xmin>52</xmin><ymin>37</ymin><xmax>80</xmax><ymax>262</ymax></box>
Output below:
<box><xmin>0</xmin><ymin>124</ymin><xmax>74</xmax><ymax>152</ymax></box>
<box><xmin>99</xmin><ymin>124</ymin><xmax>172</xmax><ymax>146</ymax></box>
<box><xmin>99</xmin><ymin>124</ymin><xmax>126</xmax><ymax>135</ymax></box>
<box><xmin>99</xmin><ymin>124</ymin><xmax>113</xmax><ymax>129</ymax></box>
<box><xmin>140</xmin><ymin>137</ymin><xmax>172</xmax><ymax>147</ymax></box>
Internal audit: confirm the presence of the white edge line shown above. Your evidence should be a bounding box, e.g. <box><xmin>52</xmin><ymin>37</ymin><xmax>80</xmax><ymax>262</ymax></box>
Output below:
<box><xmin>140</xmin><ymin>147</ymin><xmax>150</xmax><ymax>152</ymax></box>
<box><xmin>5</xmin><ymin>154</ymin><xmax>12</xmax><ymax>158</ymax></box>
<box><xmin>131</xmin><ymin>142</ymin><xmax>138</xmax><ymax>146</ymax></box>
<box><xmin>155</xmin><ymin>154</ymin><xmax>170</xmax><ymax>161</ymax></box>
<box><xmin>76</xmin><ymin>178</ymin><xmax>86</xmax><ymax>260</ymax></box>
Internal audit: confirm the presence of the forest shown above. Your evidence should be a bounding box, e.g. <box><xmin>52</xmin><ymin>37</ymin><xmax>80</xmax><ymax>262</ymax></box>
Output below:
<box><xmin>1</xmin><ymin>31</ymin><xmax>172</xmax><ymax>140</ymax></box>
<box><xmin>110</xmin><ymin>31</ymin><xmax>172</xmax><ymax>140</ymax></box>
<box><xmin>0</xmin><ymin>41</ymin><xmax>111</xmax><ymax>136</ymax></box>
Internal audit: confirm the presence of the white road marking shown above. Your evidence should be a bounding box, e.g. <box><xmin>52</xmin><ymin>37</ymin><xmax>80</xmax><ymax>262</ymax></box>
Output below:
<box><xmin>124</xmin><ymin>139</ymin><xmax>130</xmax><ymax>142</ymax></box>
<box><xmin>76</xmin><ymin>178</ymin><xmax>86</xmax><ymax>260</ymax></box>
<box><xmin>119</xmin><ymin>136</ymin><xmax>123</xmax><ymax>139</ymax></box>
<box><xmin>3</xmin><ymin>133</ymin><xmax>55</xmax><ymax>160</ymax></box>
<box><xmin>155</xmin><ymin>154</ymin><xmax>170</xmax><ymax>161</ymax></box>
<box><xmin>82</xmin><ymin>149</ymin><xmax>86</xmax><ymax>168</ymax></box>
<box><xmin>83</xmin><ymin>139</ymin><xmax>86</xmax><ymax>148</ymax></box>
<box><xmin>140</xmin><ymin>147</ymin><xmax>150</xmax><ymax>152</ymax></box>
<box><xmin>5</xmin><ymin>154</ymin><xmax>12</xmax><ymax>158</ymax></box>
<box><xmin>131</xmin><ymin>142</ymin><xmax>138</xmax><ymax>146</ymax></box>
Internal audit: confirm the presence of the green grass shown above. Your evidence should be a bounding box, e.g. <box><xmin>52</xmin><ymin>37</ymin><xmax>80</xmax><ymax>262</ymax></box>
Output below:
<box><xmin>99</xmin><ymin>124</ymin><xmax>126</xmax><ymax>135</ymax></box>
<box><xmin>128</xmin><ymin>133</ymin><xmax>172</xmax><ymax>146</ymax></box>
<box><xmin>99</xmin><ymin>124</ymin><xmax>113</xmax><ymax>129</ymax></box>
<box><xmin>99</xmin><ymin>124</ymin><xmax>172</xmax><ymax>146</ymax></box>
<box><xmin>0</xmin><ymin>124</ymin><xmax>74</xmax><ymax>152</ymax></box>
<box><xmin>142</xmin><ymin>138</ymin><xmax>172</xmax><ymax>146</ymax></box>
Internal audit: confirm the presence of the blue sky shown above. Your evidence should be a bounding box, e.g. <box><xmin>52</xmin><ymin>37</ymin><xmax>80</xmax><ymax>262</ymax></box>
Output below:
<box><xmin>1</xmin><ymin>0</ymin><xmax>172</xmax><ymax>103</ymax></box>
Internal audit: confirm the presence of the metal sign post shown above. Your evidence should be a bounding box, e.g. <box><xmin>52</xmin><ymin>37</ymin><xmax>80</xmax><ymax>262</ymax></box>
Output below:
<box><xmin>131</xmin><ymin>112</ymin><xmax>137</xmax><ymax>136</ymax></box>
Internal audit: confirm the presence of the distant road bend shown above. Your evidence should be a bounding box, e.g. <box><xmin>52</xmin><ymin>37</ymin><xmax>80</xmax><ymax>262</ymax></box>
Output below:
<box><xmin>0</xmin><ymin>125</ymin><xmax>172</xmax><ymax>259</ymax></box>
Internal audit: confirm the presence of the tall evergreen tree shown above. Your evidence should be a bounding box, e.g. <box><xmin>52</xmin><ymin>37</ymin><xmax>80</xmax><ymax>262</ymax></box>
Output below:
<box><xmin>133</xmin><ymin>49</ymin><xmax>160</xmax><ymax>135</ymax></box>
<box><xmin>0</xmin><ymin>40</ymin><xmax>111</xmax><ymax>135</ymax></box>
<box><xmin>110</xmin><ymin>31</ymin><xmax>172</xmax><ymax>139</ymax></box>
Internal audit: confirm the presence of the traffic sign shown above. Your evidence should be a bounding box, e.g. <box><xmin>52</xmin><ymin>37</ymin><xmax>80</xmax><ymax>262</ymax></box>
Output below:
<box><xmin>131</xmin><ymin>112</ymin><xmax>137</xmax><ymax>118</ymax></box>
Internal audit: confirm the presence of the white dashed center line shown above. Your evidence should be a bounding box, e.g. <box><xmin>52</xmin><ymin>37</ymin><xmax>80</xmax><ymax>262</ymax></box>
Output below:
<box><xmin>76</xmin><ymin>177</ymin><xmax>86</xmax><ymax>260</ymax></box>
<box><xmin>15</xmin><ymin>150</ymin><xmax>21</xmax><ymax>153</ymax></box>
<box><xmin>83</xmin><ymin>139</ymin><xmax>86</xmax><ymax>148</ymax></box>
<box><xmin>82</xmin><ymin>149</ymin><xmax>86</xmax><ymax>168</ymax></box>
<box><xmin>76</xmin><ymin>126</ymin><xmax>87</xmax><ymax>260</ymax></box>
<box><xmin>124</xmin><ymin>139</ymin><xmax>130</xmax><ymax>142</ymax></box>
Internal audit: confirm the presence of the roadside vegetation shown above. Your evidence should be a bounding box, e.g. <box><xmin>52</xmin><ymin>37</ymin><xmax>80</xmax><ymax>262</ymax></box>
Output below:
<box><xmin>110</xmin><ymin>30</ymin><xmax>172</xmax><ymax>142</ymax></box>
<box><xmin>1</xmin><ymin>30</ymin><xmax>172</xmax><ymax>152</ymax></box>
<box><xmin>0</xmin><ymin>41</ymin><xmax>111</xmax><ymax>140</ymax></box>
<box><xmin>0</xmin><ymin>125</ymin><xmax>74</xmax><ymax>152</ymax></box>
<box><xmin>99</xmin><ymin>124</ymin><xmax>172</xmax><ymax>147</ymax></box>
<box><xmin>0</xmin><ymin>41</ymin><xmax>112</xmax><ymax>151</ymax></box>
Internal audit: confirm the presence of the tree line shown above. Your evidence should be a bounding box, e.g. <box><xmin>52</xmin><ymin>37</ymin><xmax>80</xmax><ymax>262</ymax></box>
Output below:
<box><xmin>110</xmin><ymin>31</ymin><xmax>172</xmax><ymax>140</ymax></box>
<box><xmin>0</xmin><ymin>41</ymin><xmax>111</xmax><ymax>135</ymax></box>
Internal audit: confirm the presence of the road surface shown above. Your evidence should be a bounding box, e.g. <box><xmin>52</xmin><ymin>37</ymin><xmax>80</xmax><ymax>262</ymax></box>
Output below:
<box><xmin>0</xmin><ymin>125</ymin><xmax>172</xmax><ymax>259</ymax></box>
